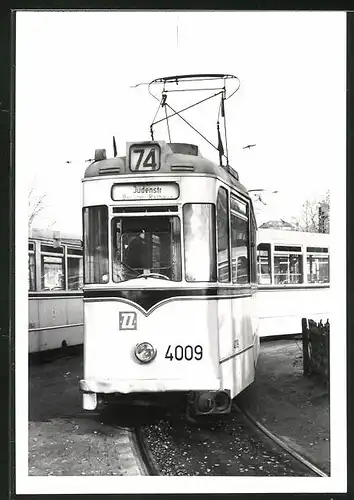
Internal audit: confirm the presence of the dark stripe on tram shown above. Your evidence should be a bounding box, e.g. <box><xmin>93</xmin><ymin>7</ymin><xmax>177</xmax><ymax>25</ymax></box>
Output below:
<box><xmin>29</xmin><ymin>291</ymin><xmax>83</xmax><ymax>298</ymax></box>
<box><xmin>83</xmin><ymin>287</ymin><xmax>253</xmax><ymax>312</ymax></box>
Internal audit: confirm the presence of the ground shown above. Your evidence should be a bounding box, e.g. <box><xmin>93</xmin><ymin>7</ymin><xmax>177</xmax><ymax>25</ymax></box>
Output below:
<box><xmin>237</xmin><ymin>337</ymin><xmax>330</xmax><ymax>474</ymax></box>
<box><xmin>28</xmin><ymin>337</ymin><xmax>330</xmax><ymax>476</ymax></box>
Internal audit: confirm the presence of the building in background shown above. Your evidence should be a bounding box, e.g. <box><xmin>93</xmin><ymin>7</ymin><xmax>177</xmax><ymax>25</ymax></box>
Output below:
<box><xmin>259</xmin><ymin>219</ymin><xmax>298</xmax><ymax>231</ymax></box>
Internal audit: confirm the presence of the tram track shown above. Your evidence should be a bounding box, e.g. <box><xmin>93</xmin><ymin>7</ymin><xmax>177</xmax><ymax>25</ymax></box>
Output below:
<box><xmin>139</xmin><ymin>403</ymin><xmax>329</xmax><ymax>476</ymax></box>
<box><xmin>234</xmin><ymin>403</ymin><xmax>328</xmax><ymax>477</ymax></box>
<box><xmin>99</xmin><ymin>403</ymin><xmax>164</xmax><ymax>476</ymax></box>
<box><xmin>131</xmin><ymin>425</ymin><xmax>162</xmax><ymax>476</ymax></box>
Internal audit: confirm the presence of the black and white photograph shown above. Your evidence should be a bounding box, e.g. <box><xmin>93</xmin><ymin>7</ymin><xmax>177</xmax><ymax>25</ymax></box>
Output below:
<box><xmin>15</xmin><ymin>10</ymin><xmax>346</xmax><ymax>495</ymax></box>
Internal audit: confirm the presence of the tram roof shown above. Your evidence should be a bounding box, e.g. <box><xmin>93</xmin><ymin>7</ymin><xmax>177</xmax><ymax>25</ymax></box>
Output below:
<box><xmin>29</xmin><ymin>227</ymin><xmax>82</xmax><ymax>245</ymax></box>
<box><xmin>84</xmin><ymin>142</ymin><xmax>249</xmax><ymax>196</ymax></box>
<box><xmin>257</xmin><ymin>228</ymin><xmax>330</xmax><ymax>247</ymax></box>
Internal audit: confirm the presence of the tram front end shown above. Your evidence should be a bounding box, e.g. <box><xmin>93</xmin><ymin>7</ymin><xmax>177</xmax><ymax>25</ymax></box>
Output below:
<box><xmin>81</xmin><ymin>282</ymin><xmax>225</xmax><ymax>412</ymax></box>
<box><xmin>80</xmin><ymin>140</ymin><xmax>257</xmax><ymax>416</ymax></box>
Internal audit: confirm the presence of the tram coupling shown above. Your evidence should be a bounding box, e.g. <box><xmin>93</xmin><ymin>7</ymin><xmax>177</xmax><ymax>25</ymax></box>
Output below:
<box><xmin>188</xmin><ymin>390</ymin><xmax>231</xmax><ymax>415</ymax></box>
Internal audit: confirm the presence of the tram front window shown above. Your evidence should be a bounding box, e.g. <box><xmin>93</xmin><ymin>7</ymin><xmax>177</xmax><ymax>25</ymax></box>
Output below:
<box><xmin>183</xmin><ymin>204</ymin><xmax>217</xmax><ymax>282</ymax></box>
<box><xmin>111</xmin><ymin>216</ymin><xmax>182</xmax><ymax>282</ymax></box>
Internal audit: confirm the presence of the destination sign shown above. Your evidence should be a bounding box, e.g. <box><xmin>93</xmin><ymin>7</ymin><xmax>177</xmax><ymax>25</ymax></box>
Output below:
<box><xmin>111</xmin><ymin>183</ymin><xmax>179</xmax><ymax>201</ymax></box>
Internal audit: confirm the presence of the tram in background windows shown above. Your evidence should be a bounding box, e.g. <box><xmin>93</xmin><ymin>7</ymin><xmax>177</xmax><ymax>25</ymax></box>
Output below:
<box><xmin>256</xmin><ymin>228</ymin><xmax>330</xmax><ymax>337</ymax></box>
<box><xmin>28</xmin><ymin>227</ymin><xmax>83</xmax><ymax>353</ymax></box>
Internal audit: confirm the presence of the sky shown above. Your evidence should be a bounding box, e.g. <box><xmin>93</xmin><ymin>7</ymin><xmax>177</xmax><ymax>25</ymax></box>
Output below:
<box><xmin>16</xmin><ymin>11</ymin><xmax>345</xmax><ymax>234</ymax></box>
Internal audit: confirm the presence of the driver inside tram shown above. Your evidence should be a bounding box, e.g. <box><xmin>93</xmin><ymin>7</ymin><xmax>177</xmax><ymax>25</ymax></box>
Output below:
<box><xmin>112</xmin><ymin>220</ymin><xmax>173</xmax><ymax>282</ymax></box>
<box><xmin>124</xmin><ymin>230</ymin><xmax>149</xmax><ymax>272</ymax></box>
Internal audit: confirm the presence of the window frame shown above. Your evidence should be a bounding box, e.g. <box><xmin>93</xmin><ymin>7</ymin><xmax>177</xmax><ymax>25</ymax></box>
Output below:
<box><xmin>306</xmin><ymin>249</ymin><xmax>330</xmax><ymax>284</ymax></box>
<box><xmin>40</xmin><ymin>247</ymin><xmax>65</xmax><ymax>291</ymax></box>
<box><xmin>230</xmin><ymin>193</ymin><xmax>250</xmax><ymax>285</ymax></box>
<box><xmin>183</xmin><ymin>202</ymin><xmax>217</xmax><ymax>283</ymax></box>
<box><xmin>257</xmin><ymin>243</ymin><xmax>272</xmax><ymax>285</ymax></box>
<box><xmin>66</xmin><ymin>246</ymin><xmax>84</xmax><ymax>290</ymax></box>
<box><xmin>273</xmin><ymin>247</ymin><xmax>304</xmax><ymax>285</ymax></box>
<box><xmin>110</xmin><ymin>214</ymin><xmax>182</xmax><ymax>283</ymax></box>
<box><xmin>28</xmin><ymin>241</ymin><xmax>36</xmax><ymax>291</ymax></box>
<box><xmin>83</xmin><ymin>205</ymin><xmax>109</xmax><ymax>285</ymax></box>
<box><xmin>216</xmin><ymin>186</ymin><xmax>231</xmax><ymax>283</ymax></box>
<box><xmin>250</xmin><ymin>207</ymin><xmax>257</xmax><ymax>284</ymax></box>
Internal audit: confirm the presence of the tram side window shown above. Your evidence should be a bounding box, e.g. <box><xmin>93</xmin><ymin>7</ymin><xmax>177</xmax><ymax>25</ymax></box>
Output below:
<box><xmin>217</xmin><ymin>187</ymin><xmax>230</xmax><ymax>282</ymax></box>
<box><xmin>183</xmin><ymin>204</ymin><xmax>216</xmax><ymax>282</ymax></box>
<box><xmin>28</xmin><ymin>242</ymin><xmax>35</xmax><ymax>291</ymax></box>
<box><xmin>40</xmin><ymin>244</ymin><xmax>64</xmax><ymax>291</ymax></box>
<box><xmin>67</xmin><ymin>248</ymin><xmax>84</xmax><ymax>290</ymax></box>
<box><xmin>306</xmin><ymin>247</ymin><xmax>329</xmax><ymax>283</ymax></box>
<box><xmin>257</xmin><ymin>243</ymin><xmax>271</xmax><ymax>285</ymax></box>
<box><xmin>274</xmin><ymin>245</ymin><xmax>303</xmax><ymax>284</ymax></box>
<box><xmin>250</xmin><ymin>213</ymin><xmax>257</xmax><ymax>284</ymax></box>
<box><xmin>230</xmin><ymin>197</ymin><xmax>249</xmax><ymax>284</ymax></box>
<box><xmin>83</xmin><ymin>206</ymin><xmax>109</xmax><ymax>284</ymax></box>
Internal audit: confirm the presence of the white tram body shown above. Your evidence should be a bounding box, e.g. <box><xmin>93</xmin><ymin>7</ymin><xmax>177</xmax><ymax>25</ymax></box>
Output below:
<box><xmin>80</xmin><ymin>141</ymin><xmax>259</xmax><ymax>414</ymax></box>
<box><xmin>256</xmin><ymin>228</ymin><xmax>330</xmax><ymax>337</ymax></box>
<box><xmin>28</xmin><ymin>227</ymin><xmax>84</xmax><ymax>353</ymax></box>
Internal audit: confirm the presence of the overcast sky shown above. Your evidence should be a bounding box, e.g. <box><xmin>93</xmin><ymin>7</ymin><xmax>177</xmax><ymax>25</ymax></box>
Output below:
<box><xmin>16</xmin><ymin>11</ymin><xmax>346</xmax><ymax>234</ymax></box>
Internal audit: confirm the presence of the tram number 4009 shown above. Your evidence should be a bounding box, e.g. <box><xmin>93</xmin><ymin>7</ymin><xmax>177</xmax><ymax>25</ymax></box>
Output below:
<box><xmin>165</xmin><ymin>345</ymin><xmax>203</xmax><ymax>361</ymax></box>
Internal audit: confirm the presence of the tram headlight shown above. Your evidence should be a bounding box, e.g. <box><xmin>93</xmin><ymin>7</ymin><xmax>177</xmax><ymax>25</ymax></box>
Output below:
<box><xmin>134</xmin><ymin>342</ymin><xmax>157</xmax><ymax>363</ymax></box>
<box><xmin>101</xmin><ymin>274</ymin><xmax>109</xmax><ymax>283</ymax></box>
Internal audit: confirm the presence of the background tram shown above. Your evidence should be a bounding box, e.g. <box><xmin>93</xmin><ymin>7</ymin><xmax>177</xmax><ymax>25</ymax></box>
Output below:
<box><xmin>79</xmin><ymin>140</ymin><xmax>259</xmax><ymax>415</ymax></box>
<box><xmin>27</xmin><ymin>226</ymin><xmax>330</xmax><ymax>353</ymax></box>
<box><xmin>28</xmin><ymin>227</ymin><xmax>84</xmax><ymax>353</ymax></box>
<box><xmin>256</xmin><ymin>228</ymin><xmax>330</xmax><ymax>337</ymax></box>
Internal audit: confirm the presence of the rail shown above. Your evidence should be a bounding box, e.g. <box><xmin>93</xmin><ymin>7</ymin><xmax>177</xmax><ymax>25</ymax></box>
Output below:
<box><xmin>131</xmin><ymin>426</ymin><xmax>162</xmax><ymax>476</ymax></box>
<box><xmin>235</xmin><ymin>403</ymin><xmax>328</xmax><ymax>477</ymax></box>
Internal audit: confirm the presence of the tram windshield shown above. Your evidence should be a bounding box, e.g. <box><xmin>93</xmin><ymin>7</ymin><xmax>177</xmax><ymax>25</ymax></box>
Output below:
<box><xmin>111</xmin><ymin>216</ymin><xmax>182</xmax><ymax>282</ymax></box>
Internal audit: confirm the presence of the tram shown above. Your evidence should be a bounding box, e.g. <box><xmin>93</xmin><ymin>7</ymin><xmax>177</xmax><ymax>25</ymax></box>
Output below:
<box><xmin>28</xmin><ymin>227</ymin><xmax>83</xmax><ymax>353</ymax></box>
<box><xmin>79</xmin><ymin>74</ymin><xmax>260</xmax><ymax>415</ymax></box>
<box><xmin>256</xmin><ymin>228</ymin><xmax>330</xmax><ymax>337</ymax></box>
<box><xmin>27</xmin><ymin>225</ymin><xmax>330</xmax><ymax>354</ymax></box>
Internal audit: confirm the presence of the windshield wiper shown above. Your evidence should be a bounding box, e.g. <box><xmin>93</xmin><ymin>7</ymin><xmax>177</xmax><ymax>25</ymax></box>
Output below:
<box><xmin>135</xmin><ymin>272</ymin><xmax>170</xmax><ymax>281</ymax></box>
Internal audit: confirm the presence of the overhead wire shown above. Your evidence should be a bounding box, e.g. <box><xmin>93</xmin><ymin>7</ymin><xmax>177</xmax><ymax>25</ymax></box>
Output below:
<box><xmin>162</xmin><ymin>101</ymin><xmax>218</xmax><ymax>151</ymax></box>
<box><xmin>146</xmin><ymin>74</ymin><xmax>240</xmax><ymax>161</ymax></box>
<box><xmin>162</xmin><ymin>93</ymin><xmax>172</xmax><ymax>143</ymax></box>
<box><xmin>151</xmin><ymin>91</ymin><xmax>223</xmax><ymax>127</ymax></box>
<box><xmin>222</xmin><ymin>83</ymin><xmax>230</xmax><ymax>165</ymax></box>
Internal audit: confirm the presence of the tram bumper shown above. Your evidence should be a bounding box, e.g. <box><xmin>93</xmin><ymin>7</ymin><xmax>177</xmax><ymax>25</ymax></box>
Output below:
<box><xmin>79</xmin><ymin>377</ymin><xmax>221</xmax><ymax>396</ymax></box>
<box><xmin>80</xmin><ymin>378</ymin><xmax>229</xmax><ymax>412</ymax></box>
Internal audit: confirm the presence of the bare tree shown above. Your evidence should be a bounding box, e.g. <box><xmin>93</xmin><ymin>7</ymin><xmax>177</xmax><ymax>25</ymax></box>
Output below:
<box><xmin>28</xmin><ymin>186</ymin><xmax>46</xmax><ymax>227</ymax></box>
<box><xmin>318</xmin><ymin>191</ymin><xmax>330</xmax><ymax>233</ymax></box>
<box><xmin>295</xmin><ymin>191</ymin><xmax>330</xmax><ymax>233</ymax></box>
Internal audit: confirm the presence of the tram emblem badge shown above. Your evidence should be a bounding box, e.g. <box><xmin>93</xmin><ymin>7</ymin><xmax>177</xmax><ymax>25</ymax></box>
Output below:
<box><xmin>119</xmin><ymin>311</ymin><xmax>137</xmax><ymax>330</ymax></box>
